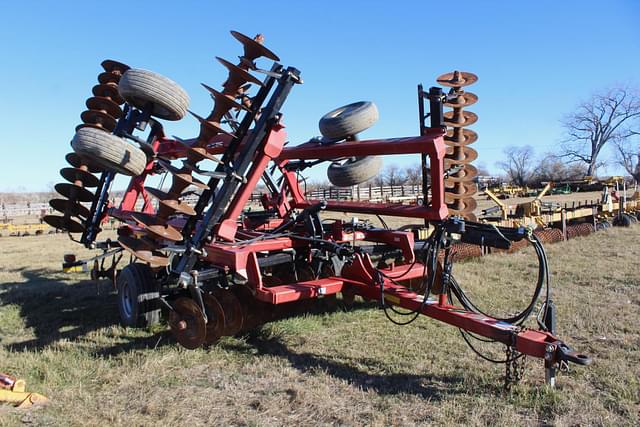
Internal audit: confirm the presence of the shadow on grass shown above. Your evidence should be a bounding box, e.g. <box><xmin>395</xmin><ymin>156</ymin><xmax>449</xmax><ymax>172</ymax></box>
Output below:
<box><xmin>0</xmin><ymin>268</ymin><xmax>167</xmax><ymax>355</ymax></box>
<box><xmin>222</xmin><ymin>331</ymin><xmax>469</xmax><ymax>400</ymax></box>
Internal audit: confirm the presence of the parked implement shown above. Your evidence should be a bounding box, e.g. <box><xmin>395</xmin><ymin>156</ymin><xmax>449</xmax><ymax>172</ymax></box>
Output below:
<box><xmin>45</xmin><ymin>31</ymin><xmax>591</xmax><ymax>387</ymax></box>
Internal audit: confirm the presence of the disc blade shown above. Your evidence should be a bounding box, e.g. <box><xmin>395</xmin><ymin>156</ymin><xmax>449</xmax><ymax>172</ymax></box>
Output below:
<box><xmin>216</xmin><ymin>57</ymin><xmax>264</xmax><ymax>86</ymax></box>
<box><xmin>201</xmin><ymin>83</ymin><xmax>250</xmax><ymax>112</ymax></box>
<box><xmin>444</xmin><ymin>146</ymin><xmax>479</xmax><ymax>164</ymax></box>
<box><xmin>444</xmin><ymin>128</ymin><xmax>478</xmax><ymax>146</ymax></box>
<box><xmin>65</xmin><ymin>152</ymin><xmax>103</xmax><ymax>173</ymax></box>
<box><xmin>80</xmin><ymin>109</ymin><xmax>117</xmax><ymax>132</ymax></box>
<box><xmin>144</xmin><ymin>187</ymin><xmax>197</xmax><ymax>216</ymax></box>
<box><xmin>60</xmin><ymin>167</ymin><xmax>100</xmax><ymax>188</ymax></box>
<box><xmin>55</xmin><ymin>183</ymin><xmax>95</xmax><ymax>202</ymax></box>
<box><xmin>443</xmin><ymin>164</ymin><xmax>478</xmax><ymax>183</ymax></box>
<box><xmin>117</xmin><ymin>235</ymin><xmax>169</xmax><ymax>267</ymax></box>
<box><xmin>86</xmin><ymin>96</ymin><xmax>123</xmax><ymax>119</ymax></box>
<box><xmin>212</xmin><ymin>288</ymin><xmax>244</xmax><ymax>336</ymax></box>
<box><xmin>169</xmin><ymin>297</ymin><xmax>207</xmax><ymax>349</ymax></box>
<box><xmin>437</xmin><ymin>71</ymin><xmax>478</xmax><ymax>88</ymax></box>
<box><xmin>189</xmin><ymin>110</ymin><xmax>236</xmax><ymax>139</ymax></box>
<box><xmin>131</xmin><ymin>212</ymin><xmax>182</xmax><ymax>242</ymax></box>
<box><xmin>92</xmin><ymin>83</ymin><xmax>124</xmax><ymax>104</ymax></box>
<box><xmin>49</xmin><ymin>198</ymin><xmax>90</xmax><ymax>219</ymax></box>
<box><xmin>443</xmin><ymin>111</ymin><xmax>478</xmax><ymax>128</ymax></box>
<box><xmin>43</xmin><ymin>215</ymin><xmax>84</xmax><ymax>233</ymax></box>
<box><xmin>230</xmin><ymin>30</ymin><xmax>280</xmax><ymax>61</ymax></box>
<box><xmin>444</xmin><ymin>91</ymin><xmax>478</xmax><ymax>108</ymax></box>
<box><xmin>101</xmin><ymin>59</ymin><xmax>130</xmax><ymax>74</ymax></box>
<box><xmin>162</xmin><ymin>162</ymin><xmax>209</xmax><ymax>190</ymax></box>
<box><xmin>202</xmin><ymin>293</ymin><xmax>226</xmax><ymax>345</ymax></box>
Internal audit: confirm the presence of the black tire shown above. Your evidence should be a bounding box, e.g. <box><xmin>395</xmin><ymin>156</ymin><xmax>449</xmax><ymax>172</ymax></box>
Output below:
<box><xmin>626</xmin><ymin>213</ymin><xmax>638</xmax><ymax>223</ymax></box>
<box><xmin>327</xmin><ymin>156</ymin><xmax>383</xmax><ymax>187</ymax></box>
<box><xmin>613</xmin><ymin>214</ymin><xmax>632</xmax><ymax>227</ymax></box>
<box><xmin>319</xmin><ymin>101</ymin><xmax>379</xmax><ymax>141</ymax></box>
<box><xmin>118</xmin><ymin>69</ymin><xmax>189</xmax><ymax>121</ymax></box>
<box><xmin>71</xmin><ymin>127</ymin><xmax>147</xmax><ymax>176</ymax></box>
<box><xmin>116</xmin><ymin>263</ymin><xmax>161</xmax><ymax>327</ymax></box>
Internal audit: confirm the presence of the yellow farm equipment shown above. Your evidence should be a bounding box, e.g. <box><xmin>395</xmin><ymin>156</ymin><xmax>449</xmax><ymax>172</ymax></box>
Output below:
<box><xmin>0</xmin><ymin>373</ymin><xmax>48</xmax><ymax>408</ymax></box>
<box><xmin>0</xmin><ymin>222</ymin><xmax>51</xmax><ymax>237</ymax></box>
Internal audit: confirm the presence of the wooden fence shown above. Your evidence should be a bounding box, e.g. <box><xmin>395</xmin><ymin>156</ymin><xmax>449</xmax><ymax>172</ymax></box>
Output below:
<box><xmin>1</xmin><ymin>185</ymin><xmax>427</xmax><ymax>220</ymax></box>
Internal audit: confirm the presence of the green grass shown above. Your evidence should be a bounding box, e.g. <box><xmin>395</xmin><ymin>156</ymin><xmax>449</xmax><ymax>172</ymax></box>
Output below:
<box><xmin>0</xmin><ymin>227</ymin><xmax>639</xmax><ymax>426</ymax></box>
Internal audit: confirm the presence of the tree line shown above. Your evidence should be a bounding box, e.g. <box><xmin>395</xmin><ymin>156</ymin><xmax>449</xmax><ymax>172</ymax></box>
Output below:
<box><xmin>500</xmin><ymin>86</ymin><xmax>640</xmax><ymax>186</ymax></box>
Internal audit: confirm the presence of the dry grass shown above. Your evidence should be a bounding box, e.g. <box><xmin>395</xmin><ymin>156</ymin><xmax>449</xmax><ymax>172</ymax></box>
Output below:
<box><xmin>0</xmin><ymin>225</ymin><xmax>639</xmax><ymax>426</ymax></box>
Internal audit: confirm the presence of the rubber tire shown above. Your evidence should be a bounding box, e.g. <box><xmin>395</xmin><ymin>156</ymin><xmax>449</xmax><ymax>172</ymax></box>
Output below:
<box><xmin>116</xmin><ymin>263</ymin><xmax>161</xmax><ymax>327</ymax></box>
<box><xmin>327</xmin><ymin>156</ymin><xmax>383</xmax><ymax>187</ymax></box>
<box><xmin>613</xmin><ymin>214</ymin><xmax>632</xmax><ymax>227</ymax></box>
<box><xmin>319</xmin><ymin>101</ymin><xmax>379</xmax><ymax>140</ymax></box>
<box><xmin>71</xmin><ymin>127</ymin><xmax>147</xmax><ymax>176</ymax></box>
<box><xmin>118</xmin><ymin>69</ymin><xmax>189</xmax><ymax>121</ymax></box>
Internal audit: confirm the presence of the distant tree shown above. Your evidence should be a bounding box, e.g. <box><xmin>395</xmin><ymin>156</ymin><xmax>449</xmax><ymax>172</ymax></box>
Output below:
<box><xmin>307</xmin><ymin>179</ymin><xmax>330</xmax><ymax>191</ymax></box>
<box><xmin>530</xmin><ymin>154</ymin><xmax>588</xmax><ymax>186</ymax></box>
<box><xmin>371</xmin><ymin>174</ymin><xmax>385</xmax><ymax>187</ymax></box>
<box><xmin>615</xmin><ymin>137</ymin><xmax>640</xmax><ymax>183</ymax></box>
<box><xmin>403</xmin><ymin>164</ymin><xmax>422</xmax><ymax>185</ymax></box>
<box><xmin>383</xmin><ymin>164</ymin><xmax>407</xmax><ymax>186</ymax></box>
<box><xmin>560</xmin><ymin>87</ymin><xmax>640</xmax><ymax>177</ymax></box>
<box><xmin>496</xmin><ymin>145</ymin><xmax>535</xmax><ymax>186</ymax></box>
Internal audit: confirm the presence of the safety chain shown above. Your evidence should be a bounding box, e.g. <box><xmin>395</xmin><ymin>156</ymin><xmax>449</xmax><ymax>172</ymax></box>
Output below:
<box><xmin>504</xmin><ymin>346</ymin><xmax>527</xmax><ymax>390</ymax></box>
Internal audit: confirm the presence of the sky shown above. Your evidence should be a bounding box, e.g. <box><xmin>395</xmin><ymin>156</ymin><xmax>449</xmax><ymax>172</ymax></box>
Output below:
<box><xmin>0</xmin><ymin>0</ymin><xmax>639</xmax><ymax>192</ymax></box>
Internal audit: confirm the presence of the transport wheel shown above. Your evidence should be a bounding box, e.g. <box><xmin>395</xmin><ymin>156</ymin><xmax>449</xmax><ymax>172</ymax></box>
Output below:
<box><xmin>595</xmin><ymin>221</ymin><xmax>608</xmax><ymax>231</ymax></box>
<box><xmin>116</xmin><ymin>263</ymin><xmax>161</xmax><ymax>327</ymax></box>
<box><xmin>327</xmin><ymin>156</ymin><xmax>383</xmax><ymax>187</ymax></box>
<box><xmin>118</xmin><ymin>69</ymin><xmax>189</xmax><ymax>121</ymax></box>
<box><xmin>319</xmin><ymin>101</ymin><xmax>379</xmax><ymax>141</ymax></box>
<box><xmin>613</xmin><ymin>214</ymin><xmax>632</xmax><ymax>227</ymax></box>
<box><xmin>72</xmin><ymin>127</ymin><xmax>147</xmax><ymax>176</ymax></box>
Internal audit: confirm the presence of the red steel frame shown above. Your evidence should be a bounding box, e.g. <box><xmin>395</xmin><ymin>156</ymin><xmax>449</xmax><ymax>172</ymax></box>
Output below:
<box><xmin>110</xmin><ymin>123</ymin><xmax>584</xmax><ymax>367</ymax></box>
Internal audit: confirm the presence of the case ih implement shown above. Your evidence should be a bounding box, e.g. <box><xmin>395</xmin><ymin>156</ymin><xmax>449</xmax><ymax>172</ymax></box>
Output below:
<box><xmin>44</xmin><ymin>31</ymin><xmax>591</xmax><ymax>387</ymax></box>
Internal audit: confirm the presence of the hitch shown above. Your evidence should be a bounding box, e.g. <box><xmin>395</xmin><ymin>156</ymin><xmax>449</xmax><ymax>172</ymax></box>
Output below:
<box><xmin>544</xmin><ymin>341</ymin><xmax>592</xmax><ymax>387</ymax></box>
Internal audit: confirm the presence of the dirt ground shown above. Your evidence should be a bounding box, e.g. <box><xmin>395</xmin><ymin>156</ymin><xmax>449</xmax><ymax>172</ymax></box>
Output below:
<box><xmin>0</xmin><ymin>221</ymin><xmax>638</xmax><ymax>426</ymax></box>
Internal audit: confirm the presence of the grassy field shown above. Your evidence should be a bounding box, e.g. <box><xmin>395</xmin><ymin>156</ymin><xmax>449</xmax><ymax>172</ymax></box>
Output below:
<box><xmin>0</xmin><ymin>225</ymin><xmax>639</xmax><ymax>426</ymax></box>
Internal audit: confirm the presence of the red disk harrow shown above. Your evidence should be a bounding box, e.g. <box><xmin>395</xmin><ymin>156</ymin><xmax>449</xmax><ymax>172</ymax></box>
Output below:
<box><xmin>45</xmin><ymin>31</ymin><xmax>591</xmax><ymax>388</ymax></box>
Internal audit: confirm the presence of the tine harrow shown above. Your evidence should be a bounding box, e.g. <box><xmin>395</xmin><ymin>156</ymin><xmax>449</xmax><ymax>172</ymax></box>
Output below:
<box><xmin>436</xmin><ymin>70</ymin><xmax>479</xmax><ymax>221</ymax></box>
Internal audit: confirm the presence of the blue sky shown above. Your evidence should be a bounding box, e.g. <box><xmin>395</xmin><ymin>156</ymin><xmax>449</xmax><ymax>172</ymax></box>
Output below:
<box><xmin>0</xmin><ymin>1</ymin><xmax>638</xmax><ymax>191</ymax></box>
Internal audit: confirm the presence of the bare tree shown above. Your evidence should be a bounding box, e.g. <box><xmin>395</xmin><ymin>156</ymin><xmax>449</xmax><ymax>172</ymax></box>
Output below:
<box><xmin>403</xmin><ymin>164</ymin><xmax>422</xmax><ymax>185</ymax></box>
<box><xmin>371</xmin><ymin>174</ymin><xmax>385</xmax><ymax>187</ymax></box>
<box><xmin>560</xmin><ymin>87</ymin><xmax>640</xmax><ymax>177</ymax></box>
<box><xmin>615</xmin><ymin>138</ymin><xmax>640</xmax><ymax>183</ymax></box>
<box><xmin>383</xmin><ymin>164</ymin><xmax>406</xmax><ymax>186</ymax></box>
<box><xmin>496</xmin><ymin>145</ymin><xmax>535</xmax><ymax>186</ymax></box>
<box><xmin>530</xmin><ymin>154</ymin><xmax>587</xmax><ymax>185</ymax></box>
